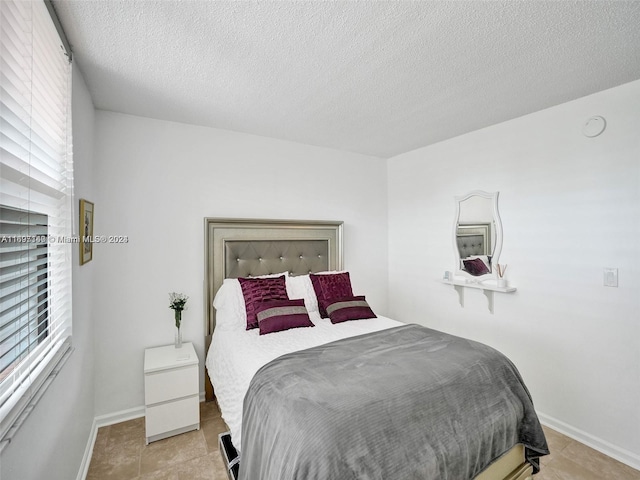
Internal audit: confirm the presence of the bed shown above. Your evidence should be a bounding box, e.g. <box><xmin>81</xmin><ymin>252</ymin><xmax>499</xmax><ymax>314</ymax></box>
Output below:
<box><xmin>204</xmin><ymin>218</ymin><xmax>548</xmax><ymax>480</ymax></box>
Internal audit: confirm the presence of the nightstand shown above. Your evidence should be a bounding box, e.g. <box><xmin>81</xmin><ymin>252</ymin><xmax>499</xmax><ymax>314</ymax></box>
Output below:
<box><xmin>144</xmin><ymin>342</ymin><xmax>200</xmax><ymax>444</ymax></box>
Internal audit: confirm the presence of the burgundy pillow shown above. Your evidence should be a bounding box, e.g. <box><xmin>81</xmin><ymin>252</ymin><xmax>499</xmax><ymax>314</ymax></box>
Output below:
<box><xmin>462</xmin><ymin>258</ymin><xmax>490</xmax><ymax>276</ymax></box>
<box><xmin>310</xmin><ymin>272</ymin><xmax>354</xmax><ymax>318</ymax></box>
<box><xmin>238</xmin><ymin>275</ymin><xmax>288</xmax><ymax>330</ymax></box>
<box><xmin>324</xmin><ymin>295</ymin><xmax>376</xmax><ymax>324</ymax></box>
<box><xmin>254</xmin><ymin>299</ymin><xmax>314</xmax><ymax>335</ymax></box>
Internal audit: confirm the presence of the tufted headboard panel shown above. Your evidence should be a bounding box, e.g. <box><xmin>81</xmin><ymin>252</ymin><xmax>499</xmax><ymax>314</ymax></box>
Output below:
<box><xmin>456</xmin><ymin>234</ymin><xmax>486</xmax><ymax>259</ymax></box>
<box><xmin>223</xmin><ymin>240</ymin><xmax>330</xmax><ymax>279</ymax></box>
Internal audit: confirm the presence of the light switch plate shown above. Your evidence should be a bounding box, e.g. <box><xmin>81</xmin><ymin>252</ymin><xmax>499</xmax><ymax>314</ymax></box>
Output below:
<box><xmin>603</xmin><ymin>268</ymin><xmax>618</xmax><ymax>287</ymax></box>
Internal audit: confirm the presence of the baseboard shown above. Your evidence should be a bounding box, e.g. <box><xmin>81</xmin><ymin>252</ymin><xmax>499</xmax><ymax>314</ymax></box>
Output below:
<box><xmin>94</xmin><ymin>405</ymin><xmax>145</xmax><ymax>428</ymax></box>
<box><xmin>75</xmin><ymin>418</ymin><xmax>98</xmax><ymax>480</ymax></box>
<box><xmin>538</xmin><ymin>411</ymin><xmax>640</xmax><ymax>471</ymax></box>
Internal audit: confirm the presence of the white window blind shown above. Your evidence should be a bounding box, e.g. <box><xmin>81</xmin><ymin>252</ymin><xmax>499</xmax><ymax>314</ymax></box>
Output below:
<box><xmin>0</xmin><ymin>0</ymin><xmax>73</xmax><ymax>445</ymax></box>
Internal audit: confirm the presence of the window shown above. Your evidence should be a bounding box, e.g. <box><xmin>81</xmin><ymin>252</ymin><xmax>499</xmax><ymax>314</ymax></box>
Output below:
<box><xmin>0</xmin><ymin>0</ymin><xmax>73</xmax><ymax>444</ymax></box>
<box><xmin>0</xmin><ymin>207</ymin><xmax>50</xmax><ymax>380</ymax></box>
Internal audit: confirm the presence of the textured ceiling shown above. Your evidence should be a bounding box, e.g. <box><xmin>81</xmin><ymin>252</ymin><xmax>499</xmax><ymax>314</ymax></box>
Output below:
<box><xmin>53</xmin><ymin>1</ymin><xmax>640</xmax><ymax>158</ymax></box>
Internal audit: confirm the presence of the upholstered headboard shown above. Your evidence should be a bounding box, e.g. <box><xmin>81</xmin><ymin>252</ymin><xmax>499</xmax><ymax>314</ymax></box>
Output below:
<box><xmin>203</xmin><ymin>218</ymin><xmax>343</xmax><ymax>400</ymax></box>
<box><xmin>456</xmin><ymin>223</ymin><xmax>491</xmax><ymax>259</ymax></box>
<box><xmin>456</xmin><ymin>234</ymin><xmax>487</xmax><ymax>259</ymax></box>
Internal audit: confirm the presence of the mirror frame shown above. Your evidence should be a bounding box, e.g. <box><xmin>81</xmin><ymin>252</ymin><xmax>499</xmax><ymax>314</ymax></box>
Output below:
<box><xmin>453</xmin><ymin>190</ymin><xmax>503</xmax><ymax>281</ymax></box>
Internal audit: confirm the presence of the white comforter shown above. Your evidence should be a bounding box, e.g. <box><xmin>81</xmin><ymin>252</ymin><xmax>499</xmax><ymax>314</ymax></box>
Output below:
<box><xmin>206</xmin><ymin>312</ymin><xmax>402</xmax><ymax>451</ymax></box>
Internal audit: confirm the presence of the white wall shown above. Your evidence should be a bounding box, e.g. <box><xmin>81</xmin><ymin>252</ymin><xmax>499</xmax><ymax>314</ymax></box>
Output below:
<box><xmin>387</xmin><ymin>80</ymin><xmax>640</xmax><ymax>467</ymax></box>
<box><xmin>91</xmin><ymin>112</ymin><xmax>388</xmax><ymax>417</ymax></box>
<box><xmin>1</xmin><ymin>67</ymin><xmax>96</xmax><ymax>480</ymax></box>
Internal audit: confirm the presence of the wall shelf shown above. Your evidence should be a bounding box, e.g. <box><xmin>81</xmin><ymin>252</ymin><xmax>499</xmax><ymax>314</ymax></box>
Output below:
<box><xmin>441</xmin><ymin>279</ymin><xmax>516</xmax><ymax>314</ymax></box>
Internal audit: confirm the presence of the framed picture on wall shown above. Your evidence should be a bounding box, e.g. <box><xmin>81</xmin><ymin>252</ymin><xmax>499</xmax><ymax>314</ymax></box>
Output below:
<box><xmin>79</xmin><ymin>199</ymin><xmax>94</xmax><ymax>265</ymax></box>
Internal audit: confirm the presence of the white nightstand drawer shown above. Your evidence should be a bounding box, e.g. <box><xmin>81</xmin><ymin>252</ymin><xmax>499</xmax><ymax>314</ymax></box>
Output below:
<box><xmin>145</xmin><ymin>394</ymin><xmax>199</xmax><ymax>438</ymax></box>
<box><xmin>144</xmin><ymin>342</ymin><xmax>200</xmax><ymax>443</ymax></box>
<box><xmin>145</xmin><ymin>364</ymin><xmax>198</xmax><ymax>405</ymax></box>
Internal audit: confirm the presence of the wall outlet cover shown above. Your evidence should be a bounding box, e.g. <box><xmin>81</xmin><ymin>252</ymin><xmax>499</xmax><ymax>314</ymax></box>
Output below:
<box><xmin>603</xmin><ymin>268</ymin><xmax>618</xmax><ymax>287</ymax></box>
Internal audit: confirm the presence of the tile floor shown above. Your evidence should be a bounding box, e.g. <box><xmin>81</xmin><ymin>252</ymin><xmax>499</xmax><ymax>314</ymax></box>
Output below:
<box><xmin>535</xmin><ymin>426</ymin><xmax>640</xmax><ymax>480</ymax></box>
<box><xmin>87</xmin><ymin>402</ymin><xmax>640</xmax><ymax>479</ymax></box>
<box><xmin>87</xmin><ymin>402</ymin><xmax>228</xmax><ymax>480</ymax></box>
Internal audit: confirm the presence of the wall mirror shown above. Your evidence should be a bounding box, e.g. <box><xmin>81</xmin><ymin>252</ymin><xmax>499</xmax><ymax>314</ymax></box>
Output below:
<box><xmin>453</xmin><ymin>191</ymin><xmax>502</xmax><ymax>280</ymax></box>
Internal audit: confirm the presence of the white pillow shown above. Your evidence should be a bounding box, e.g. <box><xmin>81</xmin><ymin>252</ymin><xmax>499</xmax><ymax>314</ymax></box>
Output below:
<box><xmin>213</xmin><ymin>272</ymin><xmax>288</xmax><ymax>330</ymax></box>
<box><xmin>286</xmin><ymin>271</ymin><xmax>345</xmax><ymax>313</ymax></box>
<box><xmin>286</xmin><ymin>274</ymin><xmax>318</xmax><ymax>313</ymax></box>
<box><xmin>214</xmin><ymin>305</ymin><xmax>246</xmax><ymax>331</ymax></box>
<box><xmin>212</xmin><ymin>279</ymin><xmax>246</xmax><ymax>330</ymax></box>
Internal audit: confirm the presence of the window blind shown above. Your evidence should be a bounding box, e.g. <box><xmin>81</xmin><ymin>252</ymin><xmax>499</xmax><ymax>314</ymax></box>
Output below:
<box><xmin>0</xmin><ymin>0</ymin><xmax>73</xmax><ymax>444</ymax></box>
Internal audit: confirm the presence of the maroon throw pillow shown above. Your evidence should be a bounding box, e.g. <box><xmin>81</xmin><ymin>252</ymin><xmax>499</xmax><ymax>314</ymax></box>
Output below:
<box><xmin>310</xmin><ymin>272</ymin><xmax>353</xmax><ymax>318</ymax></box>
<box><xmin>324</xmin><ymin>295</ymin><xmax>377</xmax><ymax>324</ymax></box>
<box><xmin>254</xmin><ymin>299</ymin><xmax>314</xmax><ymax>335</ymax></box>
<box><xmin>238</xmin><ymin>275</ymin><xmax>288</xmax><ymax>330</ymax></box>
<box><xmin>462</xmin><ymin>258</ymin><xmax>490</xmax><ymax>276</ymax></box>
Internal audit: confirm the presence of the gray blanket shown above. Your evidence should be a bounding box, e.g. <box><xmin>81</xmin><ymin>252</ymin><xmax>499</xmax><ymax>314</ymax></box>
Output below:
<box><xmin>240</xmin><ymin>324</ymin><xmax>548</xmax><ymax>480</ymax></box>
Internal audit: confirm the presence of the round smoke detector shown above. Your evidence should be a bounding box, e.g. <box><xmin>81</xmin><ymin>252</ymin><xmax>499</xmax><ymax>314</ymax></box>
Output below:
<box><xmin>582</xmin><ymin>116</ymin><xmax>606</xmax><ymax>138</ymax></box>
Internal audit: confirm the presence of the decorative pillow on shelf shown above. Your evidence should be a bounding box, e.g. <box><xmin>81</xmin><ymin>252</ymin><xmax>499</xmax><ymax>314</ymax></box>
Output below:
<box><xmin>238</xmin><ymin>275</ymin><xmax>289</xmax><ymax>330</ymax></box>
<box><xmin>309</xmin><ymin>272</ymin><xmax>353</xmax><ymax>318</ymax></box>
<box><xmin>462</xmin><ymin>257</ymin><xmax>490</xmax><ymax>276</ymax></box>
<box><xmin>323</xmin><ymin>295</ymin><xmax>377</xmax><ymax>324</ymax></box>
<box><xmin>254</xmin><ymin>299</ymin><xmax>314</xmax><ymax>335</ymax></box>
<box><xmin>468</xmin><ymin>255</ymin><xmax>492</xmax><ymax>270</ymax></box>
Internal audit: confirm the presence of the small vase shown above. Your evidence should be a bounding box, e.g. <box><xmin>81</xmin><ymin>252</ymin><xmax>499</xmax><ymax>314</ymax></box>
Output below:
<box><xmin>174</xmin><ymin>309</ymin><xmax>183</xmax><ymax>348</ymax></box>
<box><xmin>175</xmin><ymin>326</ymin><xmax>182</xmax><ymax>349</ymax></box>
<box><xmin>497</xmin><ymin>278</ymin><xmax>508</xmax><ymax>288</ymax></box>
